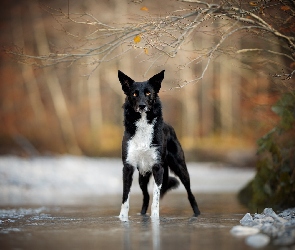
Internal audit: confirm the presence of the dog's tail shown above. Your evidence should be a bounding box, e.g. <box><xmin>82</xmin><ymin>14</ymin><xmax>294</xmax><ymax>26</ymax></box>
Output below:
<box><xmin>160</xmin><ymin>176</ymin><xmax>180</xmax><ymax>198</ymax></box>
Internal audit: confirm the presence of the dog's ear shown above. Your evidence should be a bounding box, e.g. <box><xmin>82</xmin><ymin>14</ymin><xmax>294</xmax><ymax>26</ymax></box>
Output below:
<box><xmin>148</xmin><ymin>70</ymin><xmax>165</xmax><ymax>93</ymax></box>
<box><xmin>118</xmin><ymin>70</ymin><xmax>134</xmax><ymax>94</ymax></box>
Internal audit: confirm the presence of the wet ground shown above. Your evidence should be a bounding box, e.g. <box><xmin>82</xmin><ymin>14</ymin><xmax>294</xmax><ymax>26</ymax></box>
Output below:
<box><xmin>1</xmin><ymin>156</ymin><xmax>283</xmax><ymax>249</ymax></box>
<box><xmin>0</xmin><ymin>193</ymin><xmax>278</xmax><ymax>250</ymax></box>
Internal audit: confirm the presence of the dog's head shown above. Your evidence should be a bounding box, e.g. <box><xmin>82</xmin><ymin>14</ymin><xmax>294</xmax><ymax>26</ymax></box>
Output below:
<box><xmin>118</xmin><ymin>70</ymin><xmax>165</xmax><ymax>113</ymax></box>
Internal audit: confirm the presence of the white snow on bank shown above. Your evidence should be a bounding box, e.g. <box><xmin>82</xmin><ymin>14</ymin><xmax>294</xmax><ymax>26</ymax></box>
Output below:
<box><xmin>0</xmin><ymin>155</ymin><xmax>255</xmax><ymax>205</ymax></box>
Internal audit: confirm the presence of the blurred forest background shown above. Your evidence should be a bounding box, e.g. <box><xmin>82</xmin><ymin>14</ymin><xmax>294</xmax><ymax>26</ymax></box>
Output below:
<box><xmin>0</xmin><ymin>0</ymin><xmax>294</xmax><ymax>166</ymax></box>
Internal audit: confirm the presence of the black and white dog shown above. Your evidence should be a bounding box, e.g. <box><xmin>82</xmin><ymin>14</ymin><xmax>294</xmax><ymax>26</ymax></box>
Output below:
<box><xmin>118</xmin><ymin>70</ymin><xmax>200</xmax><ymax>221</ymax></box>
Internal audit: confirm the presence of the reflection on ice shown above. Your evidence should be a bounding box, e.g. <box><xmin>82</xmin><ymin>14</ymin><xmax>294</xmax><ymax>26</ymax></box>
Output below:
<box><xmin>151</xmin><ymin>218</ymin><xmax>160</xmax><ymax>250</ymax></box>
<box><xmin>121</xmin><ymin>216</ymin><xmax>160</xmax><ymax>250</ymax></box>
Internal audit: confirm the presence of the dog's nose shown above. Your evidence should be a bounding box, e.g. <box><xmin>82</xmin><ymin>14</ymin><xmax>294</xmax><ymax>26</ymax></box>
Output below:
<box><xmin>139</xmin><ymin>104</ymin><xmax>146</xmax><ymax>110</ymax></box>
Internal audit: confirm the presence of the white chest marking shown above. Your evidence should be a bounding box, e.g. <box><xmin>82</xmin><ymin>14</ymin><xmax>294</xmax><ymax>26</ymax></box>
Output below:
<box><xmin>126</xmin><ymin>113</ymin><xmax>158</xmax><ymax>175</ymax></box>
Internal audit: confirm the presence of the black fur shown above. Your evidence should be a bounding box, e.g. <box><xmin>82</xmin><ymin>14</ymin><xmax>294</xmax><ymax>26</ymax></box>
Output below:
<box><xmin>118</xmin><ymin>70</ymin><xmax>200</xmax><ymax>216</ymax></box>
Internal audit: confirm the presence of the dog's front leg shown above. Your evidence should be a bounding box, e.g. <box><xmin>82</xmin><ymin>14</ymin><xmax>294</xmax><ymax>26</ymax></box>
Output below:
<box><xmin>119</xmin><ymin>164</ymin><xmax>134</xmax><ymax>221</ymax></box>
<box><xmin>139</xmin><ymin>172</ymin><xmax>151</xmax><ymax>215</ymax></box>
<box><xmin>151</xmin><ymin>164</ymin><xmax>163</xmax><ymax>219</ymax></box>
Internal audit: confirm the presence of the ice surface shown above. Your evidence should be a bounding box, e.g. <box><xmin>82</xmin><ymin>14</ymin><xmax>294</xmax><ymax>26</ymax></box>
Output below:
<box><xmin>0</xmin><ymin>198</ymin><xmax>251</xmax><ymax>250</ymax></box>
<box><xmin>0</xmin><ymin>207</ymin><xmax>47</xmax><ymax>219</ymax></box>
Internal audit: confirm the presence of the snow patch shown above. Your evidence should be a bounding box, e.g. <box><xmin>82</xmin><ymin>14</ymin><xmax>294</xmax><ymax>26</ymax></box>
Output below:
<box><xmin>0</xmin><ymin>155</ymin><xmax>255</xmax><ymax>205</ymax></box>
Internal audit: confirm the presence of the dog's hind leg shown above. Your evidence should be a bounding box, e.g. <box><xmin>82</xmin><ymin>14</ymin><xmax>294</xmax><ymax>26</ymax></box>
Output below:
<box><xmin>119</xmin><ymin>164</ymin><xmax>134</xmax><ymax>221</ymax></box>
<box><xmin>139</xmin><ymin>172</ymin><xmax>151</xmax><ymax>215</ymax></box>
<box><xmin>180</xmin><ymin>170</ymin><xmax>200</xmax><ymax>216</ymax></box>
<box><xmin>169</xmin><ymin>155</ymin><xmax>200</xmax><ymax>216</ymax></box>
<box><xmin>151</xmin><ymin>164</ymin><xmax>164</xmax><ymax>218</ymax></box>
<box><xmin>167</xmin><ymin>150</ymin><xmax>200</xmax><ymax>216</ymax></box>
<box><xmin>165</xmin><ymin>126</ymin><xmax>200</xmax><ymax>216</ymax></box>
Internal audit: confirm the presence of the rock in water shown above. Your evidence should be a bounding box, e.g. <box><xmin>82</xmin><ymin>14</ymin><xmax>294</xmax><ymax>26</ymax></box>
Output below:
<box><xmin>240</xmin><ymin>213</ymin><xmax>256</xmax><ymax>227</ymax></box>
<box><xmin>263</xmin><ymin>208</ymin><xmax>287</xmax><ymax>224</ymax></box>
<box><xmin>232</xmin><ymin>207</ymin><xmax>295</xmax><ymax>247</ymax></box>
<box><xmin>230</xmin><ymin>225</ymin><xmax>260</xmax><ymax>236</ymax></box>
<box><xmin>245</xmin><ymin>234</ymin><xmax>270</xmax><ymax>248</ymax></box>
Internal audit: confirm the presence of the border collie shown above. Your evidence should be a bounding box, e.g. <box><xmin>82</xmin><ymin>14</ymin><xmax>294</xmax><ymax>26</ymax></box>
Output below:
<box><xmin>118</xmin><ymin>70</ymin><xmax>200</xmax><ymax>221</ymax></box>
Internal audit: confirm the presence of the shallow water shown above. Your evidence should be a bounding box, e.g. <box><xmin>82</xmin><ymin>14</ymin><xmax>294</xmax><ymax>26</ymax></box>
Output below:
<box><xmin>0</xmin><ymin>193</ymin><xmax>276</xmax><ymax>250</ymax></box>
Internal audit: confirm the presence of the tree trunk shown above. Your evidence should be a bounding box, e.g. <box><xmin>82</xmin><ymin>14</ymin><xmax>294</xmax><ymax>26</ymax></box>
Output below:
<box><xmin>87</xmin><ymin>67</ymin><xmax>103</xmax><ymax>147</ymax></box>
<box><xmin>181</xmin><ymin>67</ymin><xmax>199</xmax><ymax>148</ymax></box>
<box><xmin>200</xmin><ymin>35</ymin><xmax>214</xmax><ymax>137</ymax></box>
<box><xmin>219</xmin><ymin>59</ymin><xmax>233</xmax><ymax>135</ymax></box>
<box><xmin>12</xmin><ymin>6</ymin><xmax>46</xmax><ymax>126</ymax></box>
<box><xmin>30</xmin><ymin>2</ymin><xmax>82</xmax><ymax>155</ymax></box>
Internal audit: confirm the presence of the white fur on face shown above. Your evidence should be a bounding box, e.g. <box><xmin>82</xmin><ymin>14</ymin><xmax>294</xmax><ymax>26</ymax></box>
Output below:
<box><xmin>126</xmin><ymin>113</ymin><xmax>158</xmax><ymax>176</ymax></box>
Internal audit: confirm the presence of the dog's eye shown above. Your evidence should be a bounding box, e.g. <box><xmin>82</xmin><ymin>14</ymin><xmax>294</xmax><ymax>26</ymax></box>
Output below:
<box><xmin>146</xmin><ymin>91</ymin><xmax>151</xmax><ymax>96</ymax></box>
<box><xmin>133</xmin><ymin>92</ymin><xmax>138</xmax><ymax>97</ymax></box>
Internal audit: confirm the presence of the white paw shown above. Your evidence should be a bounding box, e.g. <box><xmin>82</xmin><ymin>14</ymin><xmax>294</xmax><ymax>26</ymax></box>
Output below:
<box><xmin>151</xmin><ymin>213</ymin><xmax>159</xmax><ymax>219</ymax></box>
<box><xmin>151</xmin><ymin>207</ymin><xmax>159</xmax><ymax>218</ymax></box>
<box><xmin>119</xmin><ymin>213</ymin><xmax>129</xmax><ymax>222</ymax></box>
<box><xmin>119</xmin><ymin>208</ymin><xmax>129</xmax><ymax>221</ymax></box>
<box><xmin>119</xmin><ymin>195</ymin><xmax>130</xmax><ymax>221</ymax></box>
<box><xmin>119</xmin><ymin>206</ymin><xmax>129</xmax><ymax>220</ymax></box>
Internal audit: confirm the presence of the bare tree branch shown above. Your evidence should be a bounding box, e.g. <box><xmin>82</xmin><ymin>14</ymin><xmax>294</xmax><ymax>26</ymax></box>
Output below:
<box><xmin>237</xmin><ymin>48</ymin><xmax>294</xmax><ymax>61</ymax></box>
<box><xmin>5</xmin><ymin>0</ymin><xmax>295</xmax><ymax>86</ymax></box>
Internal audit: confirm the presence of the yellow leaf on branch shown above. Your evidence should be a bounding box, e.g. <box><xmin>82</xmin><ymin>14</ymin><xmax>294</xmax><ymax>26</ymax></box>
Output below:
<box><xmin>134</xmin><ymin>35</ymin><xmax>141</xmax><ymax>44</ymax></box>
<box><xmin>249</xmin><ymin>1</ymin><xmax>258</xmax><ymax>6</ymax></box>
<box><xmin>140</xmin><ymin>6</ymin><xmax>148</xmax><ymax>11</ymax></box>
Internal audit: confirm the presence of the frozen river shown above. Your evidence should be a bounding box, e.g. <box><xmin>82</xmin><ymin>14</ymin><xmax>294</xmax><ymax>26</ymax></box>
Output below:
<box><xmin>0</xmin><ymin>193</ymin><xmax>260</xmax><ymax>250</ymax></box>
<box><xmin>1</xmin><ymin>155</ymin><xmax>275</xmax><ymax>250</ymax></box>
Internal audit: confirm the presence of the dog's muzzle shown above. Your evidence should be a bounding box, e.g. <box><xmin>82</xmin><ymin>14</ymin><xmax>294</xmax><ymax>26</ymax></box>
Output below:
<box><xmin>136</xmin><ymin>104</ymin><xmax>148</xmax><ymax>113</ymax></box>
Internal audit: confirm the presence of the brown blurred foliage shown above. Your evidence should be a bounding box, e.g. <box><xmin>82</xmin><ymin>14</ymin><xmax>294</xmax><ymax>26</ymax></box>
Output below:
<box><xmin>0</xmin><ymin>0</ymin><xmax>294</xmax><ymax>163</ymax></box>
